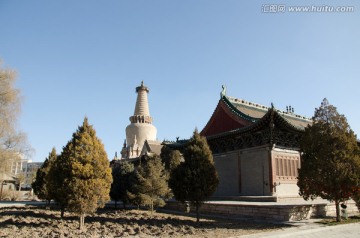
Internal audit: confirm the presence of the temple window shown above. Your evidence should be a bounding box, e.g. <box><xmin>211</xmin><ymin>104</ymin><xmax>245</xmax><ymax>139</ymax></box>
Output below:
<box><xmin>275</xmin><ymin>155</ymin><xmax>300</xmax><ymax>180</ymax></box>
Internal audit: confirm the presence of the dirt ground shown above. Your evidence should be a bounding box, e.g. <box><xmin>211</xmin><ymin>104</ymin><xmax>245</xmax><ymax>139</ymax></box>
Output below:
<box><xmin>0</xmin><ymin>206</ymin><xmax>289</xmax><ymax>238</ymax></box>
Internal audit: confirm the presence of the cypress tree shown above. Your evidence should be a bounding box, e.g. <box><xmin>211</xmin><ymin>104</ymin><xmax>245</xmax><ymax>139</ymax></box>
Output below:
<box><xmin>128</xmin><ymin>156</ymin><xmax>169</xmax><ymax>214</ymax></box>
<box><xmin>169</xmin><ymin>130</ymin><xmax>219</xmax><ymax>222</ymax></box>
<box><xmin>160</xmin><ymin>146</ymin><xmax>182</xmax><ymax>172</ymax></box>
<box><xmin>110</xmin><ymin>163</ymin><xmax>122</xmax><ymax>209</ymax></box>
<box><xmin>32</xmin><ymin>147</ymin><xmax>57</xmax><ymax>205</ymax></box>
<box><xmin>298</xmin><ymin>98</ymin><xmax>360</xmax><ymax>222</ymax></box>
<box><xmin>58</xmin><ymin>117</ymin><xmax>112</xmax><ymax>229</ymax></box>
<box><xmin>110</xmin><ymin>161</ymin><xmax>134</xmax><ymax>209</ymax></box>
<box><xmin>49</xmin><ymin>146</ymin><xmax>71</xmax><ymax>218</ymax></box>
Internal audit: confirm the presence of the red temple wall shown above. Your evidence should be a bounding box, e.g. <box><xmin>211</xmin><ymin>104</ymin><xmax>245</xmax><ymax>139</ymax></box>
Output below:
<box><xmin>201</xmin><ymin>101</ymin><xmax>252</xmax><ymax>137</ymax></box>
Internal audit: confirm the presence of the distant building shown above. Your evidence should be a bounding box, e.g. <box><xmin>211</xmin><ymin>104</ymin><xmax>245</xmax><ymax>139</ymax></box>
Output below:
<box><xmin>10</xmin><ymin>156</ymin><xmax>42</xmax><ymax>189</ymax></box>
<box><xmin>24</xmin><ymin>161</ymin><xmax>42</xmax><ymax>188</ymax></box>
<box><xmin>0</xmin><ymin>173</ymin><xmax>17</xmax><ymax>192</ymax></box>
<box><xmin>119</xmin><ymin>82</ymin><xmax>162</xmax><ymax>161</ymax></box>
<box><xmin>10</xmin><ymin>155</ymin><xmax>28</xmax><ymax>175</ymax></box>
<box><xmin>141</xmin><ymin>140</ymin><xmax>163</xmax><ymax>158</ymax></box>
<box><xmin>200</xmin><ymin>86</ymin><xmax>311</xmax><ymax>198</ymax></box>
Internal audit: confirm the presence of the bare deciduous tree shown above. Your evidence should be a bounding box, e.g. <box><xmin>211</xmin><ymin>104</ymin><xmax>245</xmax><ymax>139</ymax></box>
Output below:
<box><xmin>0</xmin><ymin>59</ymin><xmax>32</xmax><ymax>174</ymax></box>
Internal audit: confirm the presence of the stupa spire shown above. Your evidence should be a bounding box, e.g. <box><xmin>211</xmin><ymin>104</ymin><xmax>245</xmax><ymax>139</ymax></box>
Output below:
<box><xmin>124</xmin><ymin>81</ymin><xmax>158</xmax><ymax>159</ymax></box>
<box><xmin>130</xmin><ymin>81</ymin><xmax>153</xmax><ymax>124</ymax></box>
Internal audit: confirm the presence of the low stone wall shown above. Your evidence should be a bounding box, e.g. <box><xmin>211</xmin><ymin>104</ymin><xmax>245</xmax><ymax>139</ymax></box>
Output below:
<box><xmin>164</xmin><ymin>200</ymin><xmax>359</xmax><ymax>222</ymax></box>
<box><xmin>310</xmin><ymin>201</ymin><xmax>359</xmax><ymax>218</ymax></box>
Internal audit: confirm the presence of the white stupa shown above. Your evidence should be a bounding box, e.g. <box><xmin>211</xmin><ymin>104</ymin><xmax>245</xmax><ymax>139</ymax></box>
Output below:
<box><xmin>121</xmin><ymin>81</ymin><xmax>157</xmax><ymax>159</ymax></box>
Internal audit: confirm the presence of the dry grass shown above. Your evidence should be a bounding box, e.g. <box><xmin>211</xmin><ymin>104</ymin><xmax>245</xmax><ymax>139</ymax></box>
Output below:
<box><xmin>0</xmin><ymin>206</ymin><xmax>290</xmax><ymax>238</ymax></box>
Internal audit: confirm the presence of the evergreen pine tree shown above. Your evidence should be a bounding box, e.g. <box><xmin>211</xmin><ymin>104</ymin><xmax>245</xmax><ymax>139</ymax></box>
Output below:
<box><xmin>298</xmin><ymin>98</ymin><xmax>360</xmax><ymax>222</ymax></box>
<box><xmin>32</xmin><ymin>147</ymin><xmax>57</xmax><ymax>205</ymax></box>
<box><xmin>168</xmin><ymin>150</ymin><xmax>182</xmax><ymax>171</ymax></box>
<box><xmin>49</xmin><ymin>146</ymin><xmax>71</xmax><ymax>218</ymax></box>
<box><xmin>110</xmin><ymin>163</ymin><xmax>121</xmax><ymax>209</ymax></box>
<box><xmin>169</xmin><ymin>129</ymin><xmax>219</xmax><ymax>222</ymax></box>
<box><xmin>110</xmin><ymin>161</ymin><xmax>134</xmax><ymax>209</ymax></box>
<box><xmin>57</xmin><ymin>117</ymin><xmax>112</xmax><ymax>229</ymax></box>
<box><xmin>160</xmin><ymin>146</ymin><xmax>182</xmax><ymax>171</ymax></box>
<box><xmin>128</xmin><ymin>155</ymin><xmax>169</xmax><ymax>214</ymax></box>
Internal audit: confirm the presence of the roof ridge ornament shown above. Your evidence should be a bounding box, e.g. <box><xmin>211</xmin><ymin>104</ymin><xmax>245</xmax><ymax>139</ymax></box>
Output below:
<box><xmin>220</xmin><ymin>85</ymin><xmax>227</xmax><ymax>98</ymax></box>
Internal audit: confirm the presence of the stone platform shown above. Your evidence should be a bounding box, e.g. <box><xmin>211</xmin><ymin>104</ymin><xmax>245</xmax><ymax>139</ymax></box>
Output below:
<box><xmin>164</xmin><ymin>198</ymin><xmax>359</xmax><ymax>222</ymax></box>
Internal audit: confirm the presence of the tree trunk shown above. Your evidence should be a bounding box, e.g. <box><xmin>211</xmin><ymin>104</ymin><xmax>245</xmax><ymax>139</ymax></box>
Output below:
<box><xmin>79</xmin><ymin>213</ymin><xmax>85</xmax><ymax>230</ymax></box>
<box><xmin>150</xmin><ymin>201</ymin><xmax>154</xmax><ymax>216</ymax></box>
<box><xmin>335</xmin><ymin>200</ymin><xmax>341</xmax><ymax>222</ymax></box>
<box><xmin>60</xmin><ymin>207</ymin><xmax>65</xmax><ymax>219</ymax></box>
<box><xmin>0</xmin><ymin>180</ymin><xmax>4</xmax><ymax>199</ymax></box>
<box><xmin>45</xmin><ymin>200</ymin><xmax>50</xmax><ymax>210</ymax></box>
<box><xmin>196</xmin><ymin>204</ymin><xmax>200</xmax><ymax>223</ymax></box>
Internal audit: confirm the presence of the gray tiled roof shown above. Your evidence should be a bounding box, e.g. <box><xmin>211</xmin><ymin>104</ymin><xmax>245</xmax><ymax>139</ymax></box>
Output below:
<box><xmin>227</xmin><ymin>96</ymin><xmax>311</xmax><ymax>129</ymax></box>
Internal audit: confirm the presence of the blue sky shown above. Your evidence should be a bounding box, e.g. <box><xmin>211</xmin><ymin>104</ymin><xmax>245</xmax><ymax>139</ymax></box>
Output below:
<box><xmin>0</xmin><ymin>1</ymin><xmax>359</xmax><ymax>162</ymax></box>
